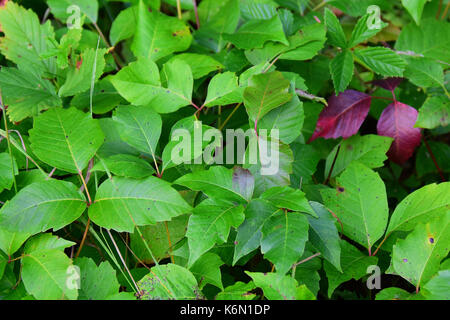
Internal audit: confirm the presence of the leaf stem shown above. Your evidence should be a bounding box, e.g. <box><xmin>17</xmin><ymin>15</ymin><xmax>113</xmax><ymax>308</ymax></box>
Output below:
<box><xmin>192</xmin><ymin>0</ymin><xmax>200</xmax><ymax>29</ymax></box>
<box><xmin>292</xmin><ymin>252</ymin><xmax>321</xmax><ymax>268</ymax></box>
<box><xmin>164</xmin><ymin>221</ymin><xmax>175</xmax><ymax>264</ymax></box>
<box><xmin>218</xmin><ymin>103</ymin><xmax>242</xmax><ymax>130</ymax></box>
<box><xmin>324</xmin><ymin>144</ymin><xmax>341</xmax><ymax>184</ymax></box>
<box><xmin>0</xmin><ymin>91</ymin><xmax>17</xmax><ymax>193</ymax></box>
<box><xmin>176</xmin><ymin>0</ymin><xmax>182</xmax><ymax>19</ymax></box>
<box><xmin>372</xmin><ymin>232</ymin><xmax>392</xmax><ymax>256</ymax></box>
<box><xmin>423</xmin><ymin>136</ymin><xmax>446</xmax><ymax>182</ymax></box>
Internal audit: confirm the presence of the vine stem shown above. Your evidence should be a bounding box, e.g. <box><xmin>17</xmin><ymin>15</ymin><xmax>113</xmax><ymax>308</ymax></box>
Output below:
<box><xmin>176</xmin><ymin>0</ymin><xmax>182</xmax><ymax>19</ymax></box>
<box><xmin>423</xmin><ymin>136</ymin><xmax>446</xmax><ymax>182</ymax></box>
<box><xmin>324</xmin><ymin>144</ymin><xmax>341</xmax><ymax>184</ymax></box>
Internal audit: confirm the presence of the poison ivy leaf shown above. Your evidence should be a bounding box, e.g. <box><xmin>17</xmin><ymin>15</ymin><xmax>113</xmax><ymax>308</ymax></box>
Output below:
<box><xmin>110</xmin><ymin>5</ymin><xmax>138</xmax><ymax>45</ymax></box>
<box><xmin>215</xmin><ymin>281</ymin><xmax>256</xmax><ymax>300</ymax></box>
<box><xmin>372</xmin><ymin>77</ymin><xmax>404</xmax><ymax>91</ymax></box>
<box><xmin>58</xmin><ymin>48</ymin><xmax>107</xmax><ymax>97</ymax></box>
<box><xmin>70</xmin><ymin>77</ymin><xmax>126</xmax><ymax>114</ymax></box>
<box><xmin>260</xmin><ymin>186</ymin><xmax>315</xmax><ymax>216</ymax></box>
<box><xmin>190</xmin><ymin>252</ymin><xmax>224</xmax><ymax>290</ymax></box>
<box><xmin>403</xmin><ymin>57</ymin><xmax>444</xmax><ymax>88</ymax></box>
<box><xmin>415</xmin><ymin>142</ymin><xmax>450</xmax><ymax>178</ymax></box>
<box><xmin>204</xmin><ymin>72</ymin><xmax>241</xmax><ymax>107</ymax></box>
<box><xmin>307</xmin><ymin>202</ymin><xmax>341</xmax><ymax>271</ymax></box>
<box><xmin>0</xmin><ymin>152</ymin><xmax>17</xmax><ymax>192</ymax></box>
<box><xmin>91</xmin><ymin>154</ymin><xmax>155</xmax><ymax>179</ymax></box>
<box><xmin>324</xmin><ymin>8</ymin><xmax>347</xmax><ymax>48</ymax></box>
<box><xmin>24</xmin><ymin>233</ymin><xmax>75</xmax><ymax>252</ymax></box>
<box><xmin>321</xmin><ymin>162</ymin><xmax>389</xmax><ymax>251</ymax></box>
<box><xmin>395</xmin><ymin>19</ymin><xmax>450</xmax><ymax>64</ymax></box>
<box><xmin>330</xmin><ymin>50</ymin><xmax>354</xmax><ymax>94</ymax></box>
<box><xmin>375</xmin><ymin>287</ymin><xmax>416</xmax><ymax>300</ymax></box>
<box><xmin>243</xmin><ymin>71</ymin><xmax>292</xmax><ymax>122</ymax></box>
<box><xmin>0</xmin><ymin>228</ymin><xmax>30</xmax><ymax>256</ymax></box>
<box><xmin>0</xmin><ymin>180</ymin><xmax>86</xmax><ymax>235</ymax></box>
<box><xmin>175</xmin><ymin>166</ymin><xmax>249</xmax><ymax>204</ymax></box>
<box><xmin>0</xmin><ymin>2</ymin><xmax>57</xmax><ymax>76</ymax></box>
<box><xmin>187</xmin><ymin>198</ymin><xmax>244</xmax><ymax>266</ymax></box>
<box><xmin>223</xmin><ymin>14</ymin><xmax>288</xmax><ymax>49</ymax></box>
<box><xmin>377</xmin><ymin>101</ymin><xmax>422</xmax><ymax>164</ymax></box>
<box><xmin>137</xmin><ymin>263</ymin><xmax>200</xmax><ymax>300</ymax></box>
<box><xmin>392</xmin><ymin>214</ymin><xmax>450</xmax><ymax>289</ymax></box>
<box><xmin>110</xmin><ymin>57</ymin><xmax>193</xmax><ymax>113</ymax></box>
<box><xmin>0</xmin><ymin>251</ymin><xmax>6</xmax><ymax>279</ymax></box>
<box><xmin>130</xmin><ymin>215</ymin><xmax>189</xmax><ymax>263</ymax></box>
<box><xmin>415</xmin><ymin>95</ymin><xmax>449</xmax><ymax>129</ymax></box>
<box><xmin>89</xmin><ymin>176</ymin><xmax>192</xmax><ymax>232</ymax></box>
<box><xmin>261</xmin><ymin>209</ymin><xmax>309</xmax><ymax>274</ymax></box>
<box><xmin>166</xmin><ymin>53</ymin><xmax>224</xmax><ymax>79</ymax></box>
<box><xmin>232</xmin><ymin>167</ymin><xmax>255</xmax><ymax>202</ymax></box>
<box><xmin>324</xmin><ymin>240</ymin><xmax>378</xmax><ymax>297</ymax></box>
<box><xmin>348</xmin><ymin>14</ymin><xmax>387</xmax><ymax>48</ymax></box>
<box><xmin>46</xmin><ymin>0</ymin><xmax>98</xmax><ymax>23</ymax></box>
<box><xmin>258</xmin><ymin>90</ymin><xmax>304</xmax><ymax>144</ymax></box>
<box><xmin>354</xmin><ymin>47</ymin><xmax>406</xmax><ymax>77</ymax></box>
<box><xmin>290</xmin><ymin>143</ymin><xmax>320</xmax><ymax>186</ymax></box>
<box><xmin>21</xmin><ymin>235</ymin><xmax>78</xmax><ymax>300</ymax></box>
<box><xmin>0</xmin><ymin>67</ymin><xmax>61</xmax><ymax>122</ymax></box>
<box><xmin>310</xmin><ymin>90</ymin><xmax>371</xmax><ymax>142</ymax></box>
<box><xmin>75</xmin><ymin>257</ymin><xmax>123</xmax><ymax>300</ymax></box>
<box><xmin>240</xmin><ymin>0</ymin><xmax>278</xmax><ymax>20</ymax></box>
<box><xmin>324</xmin><ymin>134</ymin><xmax>393</xmax><ymax>178</ymax></box>
<box><xmin>97</xmin><ymin>118</ymin><xmax>140</xmax><ymax>158</ymax></box>
<box><xmin>195</xmin><ymin>0</ymin><xmax>240</xmax><ymax>52</ymax></box>
<box><xmin>387</xmin><ymin>182</ymin><xmax>450</xmax><ymax>234</ymax></box>
<box><xmin>112</xmin><ymin>105</ymin><xmax>162</xmax><ymax>160</ymax></box>
<box><xmin>131</xmin><ymin>0</ymin><xmax>192</xmax><ymax>61</ymax></box>
<box><xmin>233</xmin><ymin>199</ymin><xmax>280</xmax><ymax>264</ymax></box>
<box><xmin>401</xmin><ymin>0</ymin><xmax>427</xmax><ymax>25</ymax></box>
<box><xmin>293</xmin><ymin>250</ymin><xmax>322</xmax><ymax>295</ymax></box>
<box><xmin>422</xmin><ymin>270</ymin><xmax>450</xmax><ymax>300</ymax></box>
<box><xmin>246</xmin><ymin>272</ymin><xmax>303</xmax><ymax>300</ymax></box>
<box><xmin>29</xmin><ymin>107</ymin><xmax>105</xmax><ymax>173</ymax></box>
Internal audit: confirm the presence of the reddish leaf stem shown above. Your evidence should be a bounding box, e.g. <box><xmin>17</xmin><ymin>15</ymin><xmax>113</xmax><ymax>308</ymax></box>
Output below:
<box><xmin>423</xmin><ymin>136</ymin><xmax>446</xmax><ymax>182</ymax></box>
<box><xmin>324</xmin><ymin>144</ymin><xmax>341</xmax><ymax>184</ymax></box>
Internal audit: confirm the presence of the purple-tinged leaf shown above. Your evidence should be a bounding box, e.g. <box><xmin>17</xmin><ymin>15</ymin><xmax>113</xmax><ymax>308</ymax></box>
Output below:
<box><xmin>372</xmin><ymin>78</ymin><xmax>404</xmax><ymax>91</ymax></box>
<box><xmin>310</xmin><ymin>90</ymin><xmax>371</xmax><ymax>142</ymax></box>
<box><xmin>232</xmin><ymin>167</ymin><xmax>254</xmax><ymax>202</ymax></box>
<box><xmin>377</xmin><ymin>102</ymin><xmax>422</xmax><ymax>164</ymax></box>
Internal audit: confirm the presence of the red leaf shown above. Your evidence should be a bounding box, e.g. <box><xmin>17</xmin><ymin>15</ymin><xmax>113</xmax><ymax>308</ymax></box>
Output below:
<box><xmin>372</xmin><ymin>78</ymin><xmax>404</xmax><ymax>91</ymax></box>
<box><xmin>310</xmin><ymin>90</ymin><xmax>371</xmax><ymax>142</ymax></box>
<box><xmin>377</xmin><ymin>101</ymin><xmax>421</xmax><ymax>164</ymax></box>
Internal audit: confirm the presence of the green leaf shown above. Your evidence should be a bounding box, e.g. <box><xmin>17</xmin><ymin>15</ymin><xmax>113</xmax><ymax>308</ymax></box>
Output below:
<box><xmin>75</xmin><ymin>257</ymin><xmax>123</xmax><ymax>300</ymax></box>
<box><xmin>324</xmin><ymin>8</ymin><xmax>347</xmax><ymax>48</ymax></box>
<box><xmin>415</xmin><ymin>142</ymin><xmax>450</xmax><ymax>178</ymax></box>
<box><xmin>110</xmin><ymin>57</ymin><xmax>193</xmax><ymax>113</ymax></box>
<box><xmin>59</xmin><ymin>48</ymin><xmax>107</xmax><ymax>97</ymax></box>
<box><xmin>110</xmin><ymin>5</ymin><xmax>138</xmax><ymax>45</ymax></box>
<box><xmin>403</xmin><ymin>57</ymin><xmax>444</xmax><ymax>88</ymax></box>
<box><xmin>415</xmin><ymin>95</ymin><xmax>449</xmax><ymax>129</ymax></box>
<box><xmin>243</xmin><ymin>71</ymin><xmax>292</xmax><ymax>122</ymax></box>
<box><xmin>0</xmin><ymin>68</ymin><xmax>61</xmax><ymax>122</ymax></box>
<box><xmin>348</xmin><ymin>13</ymin><xmax>388</xmax><ymax>48</ymax></box>
<box><xmin>89</xmin><ymin>176</ymin><xmax>192</xmax><ymax>232</ymax></box>
<box><xmin>130</xmin><ymin>215</ymin><xmax>189</xmax><ymax>263</ymax></box>
<box><xmin>46</xmin><ymin>0</ymin><xmax>99</xmax><ymax>23</ymax></box>
<box><xmin>422</xmin><ymin>270</ymin><xmax>450</xmax><ymax>300</ymax></box>
<box><xmin>190</xmin><ymin>252</ymin><xmax>224</xmax><ymax>290</ymax></box>
<box><xmin>113</xmin><ymin>105</ymin><xmax>162</xmax><ymax>159</ymax></box>
<box><xmin>233</xmin><ymin>199</ymin><xmax>280</xmax><ymax>264</ymax></box>
<box><xmin>204</xmin><ymin>72</ymin><xmax>241</xmax><ymax>107</ymax></box>
<box><xmin>166</xmin><ymin>53</ymin><xmax>224</xmax><ymax>79</ymax></box>
<box><xmin>24</xmin><ymin>233</ymin><xmax>75</xmax><ymax>252</ymax></box>
<box><xmin>21</xmin><ymin>235</ymin><xmax>78</xmax><ymax>300</ymax></box>
<box><xmin>261</xmin><ymin>209</ymin><xmax>309</xmax><ymax>274</ymax></box>
<box><xmin>324</xmin><ymin>134</ymin><xmax>393</xmax><ymax>178</ymax></box>
<box><xmin>376</xmin><ymin>287</ymin><xmax>416</xmax><ymax>300</ymax></box>
<box><xmin>387</xmin><ymin>182</ymin><xmax>450</xmax><ymax>234</ymax></box>
<box><xmin>29</xmin><ymin>107</ymin><xmax>105</xmax><ymax>173</ymax></box>
<box><xmin>354</xmin><ymin>47</ymin><xmax>406</xmax><ymax>77</ymax></box>
<box><xmin>401</xmin><ymin>0</ymin><xmax>427</xmax><ymax>25</ymax></box>
<box><xmin>0</xmin><ymin>152</ymin><xmax>17</xmax><ymax>193</ymax></box>
<box><xmin>246</xmin><ymin>271</ymin><xmax>300</xmax><ymax>300</ymax></box>
<box><xmin>0</xmin><ymin>180</ymin><xmax>86</xmax><ymax>235</ymax></box>
<box><xmin>330</xmin><ymin>50</ymin><xmax>354</xmax><ymax>94</ymax></box>
<box><xmin>223</xmin><ymin>14</ymin><xmax>288</xmax><ymax>50</ymax></box>
<box><xmin>91</xmin><ymin>154</ymin><xmax>155</xmax><ymax>179</ymax></box>
<box><xmin>215</xmin><ymin>281</ymin><xmax>256</xmax><ymax>300</ymax></box>
<box><xmin>307</xmin><ymin>202</ymin><xmax>341</xmax><ymax>271</ymax></box>
<box><xmin>293</xmin><ymin>250</ymin><xmax>322</xmax><ymax>295</ymax></box>
<box><xmin>137</xmin><ymin>263</ymin><xmax>200</xmax><ymax>300</ymax></box>
<box><xmin>324</xmin><ymin>240</ymin><xmax>378</xmax><ymax>297</ymax></box>
<box><xmin>131</xmin><ymin>0</ymin><xmax>192</xmax><ymax>61</ymax></box>
<box><xmin>392</xmin><ymin>214</ymin><xmax>450</xmax><ymax>288</ymax></box>
<box><xmin>321</xmin><ymin>162</ymin><xmax>389</xmax><ymax>251</ymax></box>
<box><xmin>290</xmin><ymin>143</ymin><xmax>320</xmax><ymax>185</ymax></box>
<box><xmin>0</xmin><ymin>228</ymin><xmax>30</xmax><ymax>256</ymax></box>
<box><xmin>0</xmin><ymin>2</ymin><xmax>57</xmax><ymax>76</ymax></box>
<box><xmin>187</xmin><ymin>198</ymin><xmax>244</xmax><ymax>266</ymax></box>
<box><xmin>175</xmin><ymin>166</ymin><xmax>249</xmax><ymax>204</ymax></box>
<box><xmin>395</xmin><ymin>19</ymin><xmax>450</xmax><ymax>64</ymax></box>
<box><xmin>260</xmin><ymin>186</ymin><xmax>315</xmax><ymax>216</ymax></box>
